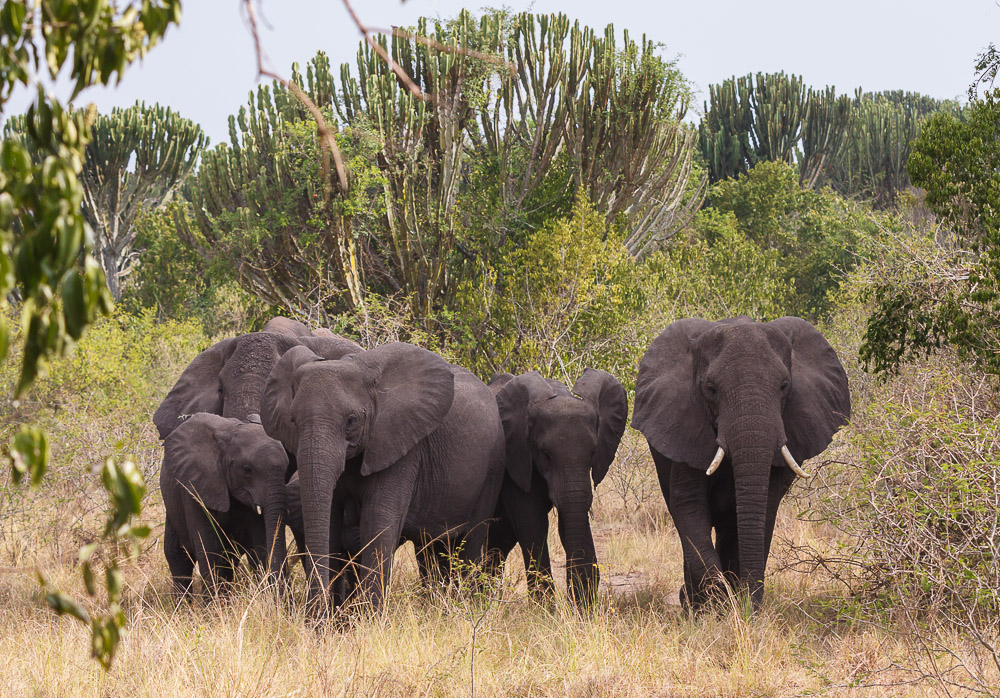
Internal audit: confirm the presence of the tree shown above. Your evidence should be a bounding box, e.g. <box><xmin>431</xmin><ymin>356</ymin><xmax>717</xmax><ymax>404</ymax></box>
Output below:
<box><xmin>861</xmin><ymin>88</ymin><xmax>1000</xmax><ymax>374</ymax></box>
<box><xmin>5</xmin><ymin>102</ymin><xmax>206</xmax><ymax>301</ymax></box>
<box><xmin>0</xmin><ymin>0</ymin><xmax>181</xmax><ymax>669</ymax></box>
<box><xmin>81</xmin><ymin>102</ymin><xmax>205</xmax><ymax>300</ymax></box>
<box><xmin>180</xmin><ymin>11</ymin><xmax>704</xmax><ymax>327</ymax></box>
<box><xmin>698</xmin><ymin>72</ymin><xmax>948</xmax><ymax>206</ymax></box>
<box><xmin>705</xmin><ymin>160</ymin><xmax>883</xmax><ymax>317</ymax></box>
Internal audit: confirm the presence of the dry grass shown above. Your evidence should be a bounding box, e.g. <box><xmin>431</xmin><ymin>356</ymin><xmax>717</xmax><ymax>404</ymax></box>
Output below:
<box><xmin>1</xmin><ymin>427</ymin><xmax>995</xmax><ymax>698</ymax></box>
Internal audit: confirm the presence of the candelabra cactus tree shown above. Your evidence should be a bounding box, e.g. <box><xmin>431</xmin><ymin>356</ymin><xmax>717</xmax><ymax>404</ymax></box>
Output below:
<box><xmin>83</xmin><ymin>103</ymin><xmax>204</xmax><ymax>300</ymax></box>
<box><xmin>335</xmin><ymin>11</ymin><xmax>485</xmax><ymax>325</ymax></box>
<box><xmin>566</xmin><ymin>25</ymin><xmax>704</xmax><ymax>256</ymax></box>
<box><xmin>178</xmin><ymin>66</ymin><xmax>368</xmax><ymax>320</ymax></box>
<box><xmin>6</xmin><ymin>101</ymin><xmax>205</xmax><ymax>301</ymax></box>
<box><xmin>800</xmin><ymin>87</ymin><xmax>853</xmax><ymax>189</ymax></box>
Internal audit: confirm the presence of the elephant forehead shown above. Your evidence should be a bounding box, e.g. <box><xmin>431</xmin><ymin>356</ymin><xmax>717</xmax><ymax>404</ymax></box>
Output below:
<box><xmin>530</xmin><ymin>398</ymin><xmax>598</xmax><ymax>442</ymax></box>
<box><xmin>704</xmin><ymin>323</ymin><xmax>789</xmax><ymax>365</ymax></box>
<box><xmin>294</xmin><ymin>360</ymin><xmax>368</xmax><ymax>401</ymax></box>
<box><xmin>229</xmin><ymin>423</ymin><xmax>287</xmax><ymax>462</ymax></box>
<box><xmin>222</xmin><ymin>332</ymin><xmax>289</xmax><ymax>378</ymax></box>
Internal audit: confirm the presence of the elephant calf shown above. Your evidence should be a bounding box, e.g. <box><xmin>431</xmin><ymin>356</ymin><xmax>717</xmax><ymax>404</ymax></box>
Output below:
<box><xmin>160</xmin><ymin>413</ymin><xmax>289</xmax><ymax>597</ymax></box>
<box><xmin>486</xmin><ymin>369</ymin><xmax>627</xmax><ymax>604</ymax></box>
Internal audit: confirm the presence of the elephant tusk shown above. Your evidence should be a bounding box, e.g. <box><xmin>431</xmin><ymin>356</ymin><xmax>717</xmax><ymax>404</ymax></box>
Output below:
<box><xmin>781</xmin><ymin>445</ymin><xmax>813</xmax><ymax>479</ymax></box>
<box><xmin>706</xmin><ymin>447</ymin><xmax>725</xmax><ymax>476</ymax></box>
<box><xmin>256</xmin><ymin>505</ymin><xmax>263</xmax><ymax>515</ymax></box>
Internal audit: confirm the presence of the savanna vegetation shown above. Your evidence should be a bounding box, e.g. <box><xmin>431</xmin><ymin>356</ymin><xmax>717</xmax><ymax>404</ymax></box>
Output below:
<box><xmin>2</xmin><ymin>3</ymin><xmax>999</xmax><ymax>696</ymax></box>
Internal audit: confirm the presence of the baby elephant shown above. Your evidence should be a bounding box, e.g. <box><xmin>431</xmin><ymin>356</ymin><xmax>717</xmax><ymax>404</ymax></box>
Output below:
<box><xmin>161</xmin><ymin>413</ymin><xmax>289</xmax><ymax>597</ymax></box>
<box><xmin>487</xmin><ymin>369</ymin><xmax>627</xmax><ymax>604</ymax></box>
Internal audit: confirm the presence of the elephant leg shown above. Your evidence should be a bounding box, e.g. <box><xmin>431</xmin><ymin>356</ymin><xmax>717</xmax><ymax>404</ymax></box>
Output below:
<box><xmin>415</xmin><ymin>535</ymin><xmax>453</xmax><ymax>588</ymax></box>
<box><xmin>714</xmin><ymin>521</ymin><xmax>740</xmax><ymax>587</ymax></box>
<box><xmin>483</xmin><ymin>506</ymin><xmax>517</xmax><ymax>580</ymax></box>
<box><xmin>327</xmin><ymin>498</ymin><xmax>348</xmax><ymax>607</ymax></box>
<box><xmin>655</xmin><ymin>449</ymin><xmax>722</xmax><ymax>608</ymax></box>
<box><xmin>356</xmin><ymin>462</ymin><xmax>420</xmax><ymax>611</ymax></box>
<box><xmin>164</xmin><ymin>520</ymin><xmax>195</xmax><ymax>599</ymax></box>
<box><xmin>193</xmin><ymin>532</ymin><xmax>228</xmax><ymax>597</ymax></box>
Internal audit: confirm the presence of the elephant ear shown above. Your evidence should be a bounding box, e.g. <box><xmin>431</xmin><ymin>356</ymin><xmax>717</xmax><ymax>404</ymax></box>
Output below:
<box><xmin>496</xmin><ymin>372</ymin><xmax>559</xmax><ymax>492</ymax></box>
<box><xmin>154</xmin><ymin>337</ymin><xmax>239</xmax><ymax>440</ymax></box>
<box><xmin>355</xmin><ymin>343</ymin><xmax>456</xmax><ymax>475</ymax></box>
<box><xmin>261</xmin><ymin>345</ymin><xmax>325</xmax><ymax>454</ymax></box>
<box><xmin>163</xmin><ymin>413</ymin><xmax>238</xmax><ymax>512</ymax></box>
<box><xmin>769</xmin><ymin>316</ymin><xmax>851</xmax><ymax>461</ymax></box>
<box><xmin>573</xmin><ymin>368</ymin><xmax>628</xmax><ymax>487</ymax></box>
<box><xmin>298</xmin><ymin>334</ymin><xmax>363</xmax><ymax>360</ymax></box>
<box><xmin>632</xmin><ymin>318</ymin><xmax>718</xmax><ymax>471</ymax></box>
<box><xmin>488</xmin><ymin>372</ymin><xmax>515</xmax><ymax>397</ymax></box>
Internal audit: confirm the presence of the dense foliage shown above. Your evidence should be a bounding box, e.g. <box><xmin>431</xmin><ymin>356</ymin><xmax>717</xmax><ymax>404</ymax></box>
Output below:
<box><xmin>698</xmin><ymin>72</ymin><xmax>956</xmax><ymax>206</ymax></box>
<box><xmin>175</xmin><ymin>11</ymin><xmax>703</xmax><ymax>327</ymax></box>
<box><xmin>861</xmin><ymin>90</ymin><xmax>1000</xmax><ymax>375</ymax></box>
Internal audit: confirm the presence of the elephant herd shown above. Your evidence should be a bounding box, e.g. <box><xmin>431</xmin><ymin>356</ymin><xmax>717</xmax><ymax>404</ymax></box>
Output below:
<box><xmin>155</xmin><ymin>314</ymin><xmax>850</xmax><ymax>613</ymax></box>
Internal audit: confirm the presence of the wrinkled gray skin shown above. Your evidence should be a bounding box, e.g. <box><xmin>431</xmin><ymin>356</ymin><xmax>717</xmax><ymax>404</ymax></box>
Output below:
<box><xmin>154</xmin><ymin>316</ymin><xmax>360</xmax><ymax>439</ymax></box>
<box><xmin>486</xmin><ymin>370</ymin><xmax>627</xmax><ymax>605</ymax></box>
<box><xmin>262</xmin><ymin>342</ymin><xmax>505</xmax><ymax>611</ymax></box>
<box><xmin>631</xmin><ymin>316</ymin><xmax>850</xmax><ymax>610</ymax></box>
<box><xmin>161</xmin><ymin>413</ymin><xmax>289</xmax><ymax>597</ymax></box>
<box><xmin>284</xmin><ymin>472</ymin><xmax>361</xmax><ymax>600</ymax></box>
<box><xmin>261</xmin><ymin>316</ymin><xmax>314</xmax><ymax>338</ymax></box>
<box><xmin>153</xmin><ymin>317</ymin><xmax>362</xmax><ymax>478</ymax></box>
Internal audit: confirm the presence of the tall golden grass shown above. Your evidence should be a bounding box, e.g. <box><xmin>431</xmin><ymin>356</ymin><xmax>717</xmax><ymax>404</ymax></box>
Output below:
<box><xmin>0</xmin><ymin>428</ymin><xmax>993</xmax><ymax>698</ymax></box>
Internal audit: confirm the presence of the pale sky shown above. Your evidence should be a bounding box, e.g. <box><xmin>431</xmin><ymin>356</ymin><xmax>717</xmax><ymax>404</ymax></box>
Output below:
<box><xmin>6</xmin><ymin>1</ymin><xmax>996</xmax><ymax>144</ymax></box>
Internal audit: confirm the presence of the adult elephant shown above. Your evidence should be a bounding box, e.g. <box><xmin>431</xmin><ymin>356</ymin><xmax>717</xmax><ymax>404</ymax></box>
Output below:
<box><xmin>261</xmin><ymin>342</ymin><xmax>505</xmax><ymax>610</ymax></box>
<box><xmin>154</xmin><ymin>322</ymin><xmax>361</xmax><ymax>440</ymax></box>
<box><xmin>261</xmin><ymin>315</ymin><xmax>313</xmax><ymax>338</ymax></box>
<box><xmin>160</xmin><ymin>413</ymin><xmax>289</xmax><ymax>596</ymax></box>
<box><xmin>487</xmin><ymin>370</ymin><xmax>627</xmax><ymax>604</ymax></box>
<box><xmin>631</xmin><ymin>316</ymin><xmax>850</xmax><ymax>610</ymax></box>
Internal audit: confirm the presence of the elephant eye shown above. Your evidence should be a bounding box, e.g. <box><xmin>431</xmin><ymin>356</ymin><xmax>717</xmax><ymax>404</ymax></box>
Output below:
<box><xmin>240</xmin><ymin>463</ymin><xmax>253</xmax><ymax>476</ymax></box>
<box><xmin>345</xmin><ymin>413</ymin><xmax>359</xmax><ymax>429</ymax></box>
<box><xmin>780</xmin><ymin>379</ymin><xmax>790</xmax><ymax>391</ymax></box>
<box><xmin>705</xmin><ymin>382</ymin><xmax>718</xmax><ymax>397</ymax></box>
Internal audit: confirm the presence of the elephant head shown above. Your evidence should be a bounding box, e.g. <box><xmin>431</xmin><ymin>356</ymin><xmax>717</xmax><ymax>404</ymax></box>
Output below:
<box><xmin>154</xmin><ymin>330</ymin><xmax>362</xmax><ymax>440</ymax></box>
<box><xmin>261</xmin><ymin>316</ymin><xmax>314</xmax><ymax>338</ymax></box>
<box><xmin>161</xmin><ymin>412</ymin><xmax>290</xmax><ymax>577</ymax></box>
<box><xmin>496</xmin><ymin>369</ymin><xmax>627</xmax><ymax>602</ymax></box>
<box><xmin>631</xmin><ymin>316</ymin><xmax>850</xmax><ymax>607</ymax></box>
<box><xmin>260</xmin><ymin>342</ymin><xmax>456</xmax><ymax>600</ymax></box>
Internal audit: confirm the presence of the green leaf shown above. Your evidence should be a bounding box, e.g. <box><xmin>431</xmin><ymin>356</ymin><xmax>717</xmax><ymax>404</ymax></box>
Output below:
<box><xmin>61</xmin><ymin>271</ymin><xmax>86</xmax><ymax>339</ymax></box>
<box><xmin>9</xmin><ymin>426</ymin><xmax>50</xmax><ymax>486</ymax></box>
<box><xmin>0</xmin><ymin>2</ymin><xmax>26</xmax><ymax>38</ymax></box>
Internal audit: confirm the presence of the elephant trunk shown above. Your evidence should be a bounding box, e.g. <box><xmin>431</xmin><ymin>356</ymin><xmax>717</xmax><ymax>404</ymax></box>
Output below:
<box><xmin>556</xmin><ymin>491</ymin><xmax>599</xmax><ymax>606</ymax></box>
<box><xmin>263</xmin><ymin>483</ymin><xmax>287</xmax><ymax>579</ymax></box>
<box><xmin>223</xmin><ymin>380</ymin><xmax>267</xmax><ymax>421</ymax></box>
<box><xmin>297</xmin><ymin>427</ymin><xmax>346</xmax><ymax>610</ymax></box>
<box><xmin>724</xmin><ymin>407</ymin><xmax>781</xmax><ymax>611</ymax></box>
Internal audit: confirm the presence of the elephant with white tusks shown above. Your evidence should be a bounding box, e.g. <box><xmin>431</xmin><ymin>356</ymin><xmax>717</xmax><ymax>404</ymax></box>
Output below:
<box><xmin>631</xmin><ymin>316</ymin><xmax>850</xmax><ymax>610</ymax></box>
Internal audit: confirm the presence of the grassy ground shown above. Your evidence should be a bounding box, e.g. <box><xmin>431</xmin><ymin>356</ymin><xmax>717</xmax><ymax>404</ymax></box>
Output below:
<box><xmin>0</xmin><ymin>312</ymin><xmax>995</xmax><ymax>697</ymax></box>
<box><xmin>0</xmin><ymin>428</ymin><xmax>992</xmax><ymax>698</ymax></box>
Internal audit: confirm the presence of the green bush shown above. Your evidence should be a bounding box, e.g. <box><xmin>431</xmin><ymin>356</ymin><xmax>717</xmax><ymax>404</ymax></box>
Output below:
<box><xmin>1</xmin><ymin>309</ymin><xmax>207</xmax><ymax>483</ymax></box>
<box><xmin>121</xmin><ymin>208</ymin><xmax>278</xmax><ymax>335</ymax></box>
<box><xmin>703</xmin><ymin>160</ymin><xmax>886</xmax><ymax>318</ymax></box>
<box><xmin>649</xmin><ymin>214</ymin><xmax>793</xmax><ymax>322</ymax></box>
<box><xmin>452</xmin><ymin>195</ymin><xmax>648</xmax><ymax>385</ymax></box>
